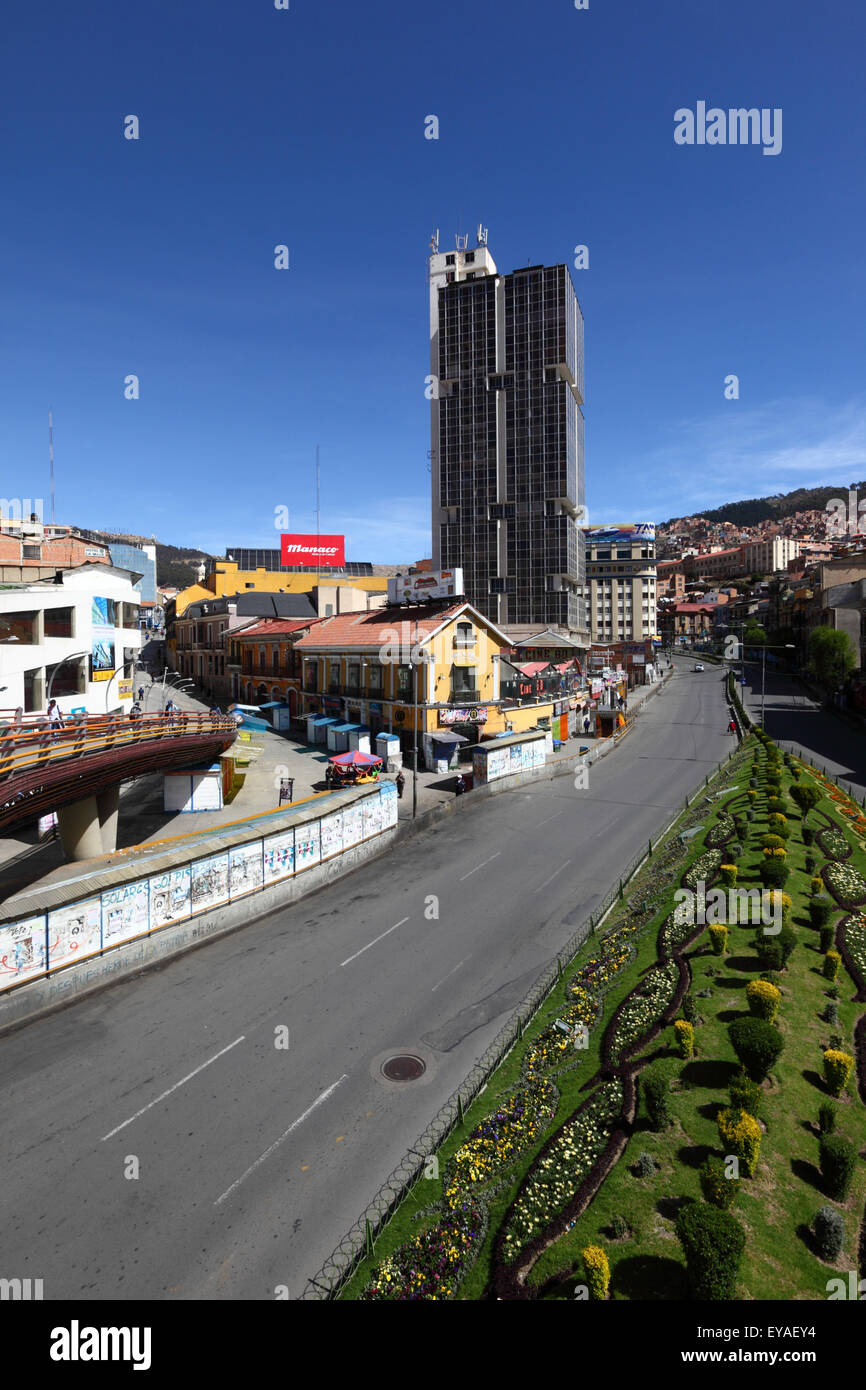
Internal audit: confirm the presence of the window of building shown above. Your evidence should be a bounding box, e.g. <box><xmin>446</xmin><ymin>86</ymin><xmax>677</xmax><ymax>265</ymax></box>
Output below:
<box><xmin>454</xmin><ymin>621</ymin><xmax>474</xmax><ymax>647</ymax></box>
<box><xmin>368</xmin><ymin>665</ymin><xmax>384</xmax><ymax>695</ymax></box>
<box><xmin>465</xmin><ymin>251</ymin><xmax>475</xmax><ymax>263</ymax></box>
<box><xmin>445</xmin><ymin>254</ymin><xmax>455</xmax><ymax>266</ymax></box>
<box><xmin>396</xmin><ymin>665</ymin><xmax>412</xmax><ymax>698</ymax></box>
<box><xmin>43</xmin><ymin>607</ymin><xmax>74</xmax><ymax>639</ymax></box>
<box><xmin>1</xmin><ymin>610</ymin><xmax>37</xmax><ymax>644</ymax></box>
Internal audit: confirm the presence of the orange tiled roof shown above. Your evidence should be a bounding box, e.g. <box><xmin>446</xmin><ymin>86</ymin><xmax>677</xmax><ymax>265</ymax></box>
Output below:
<box><xmin>294</xmin><ymin>602</ymin><xmax>468</xmax><ymax>650</ymax></box>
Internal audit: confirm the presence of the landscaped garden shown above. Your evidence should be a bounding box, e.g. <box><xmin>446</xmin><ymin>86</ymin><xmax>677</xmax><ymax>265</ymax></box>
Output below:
<box><xmin>341</xmin><ymin>732</ymin><xmax>866</xmax><ymax>1300</ymax></box>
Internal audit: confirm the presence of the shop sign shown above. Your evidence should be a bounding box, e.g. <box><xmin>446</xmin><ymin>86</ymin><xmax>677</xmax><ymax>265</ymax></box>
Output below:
<box><xmin>441</xmin><ymin>706</ymin><xmax>487</xmax><ymax>725</ymax></box>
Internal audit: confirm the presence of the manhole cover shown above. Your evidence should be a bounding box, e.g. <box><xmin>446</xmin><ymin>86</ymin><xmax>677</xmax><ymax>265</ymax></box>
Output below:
<box><xmin>382</xmin><ymin>1054</ymin><xmax>427</xmax><ymax>1082</ymax></box>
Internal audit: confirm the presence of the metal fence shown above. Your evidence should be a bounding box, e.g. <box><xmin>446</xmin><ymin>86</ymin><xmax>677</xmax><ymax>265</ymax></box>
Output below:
<box><xmin>300</xmin><ymin>735</ymin><xmax>743</xmax><ymax>1299</ymax></box>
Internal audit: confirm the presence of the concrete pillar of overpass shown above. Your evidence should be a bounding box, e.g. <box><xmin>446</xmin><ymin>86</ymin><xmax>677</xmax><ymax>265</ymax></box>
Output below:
<box><xmin>97</xmin><ymin>785</ymin><xmax>121</xmax><ymax>854</ymax></box>
<box><xmin>56</xmin><ymin>796</ymin><xmax>105</xmax><ymax>862</ymax></box>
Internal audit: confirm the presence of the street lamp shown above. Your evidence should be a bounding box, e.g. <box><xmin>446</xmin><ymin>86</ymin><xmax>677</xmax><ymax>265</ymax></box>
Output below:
<box><xmin>760</xmin><ymin>643</ymin><xmax>796</xmax><ymax>728</ymax></box>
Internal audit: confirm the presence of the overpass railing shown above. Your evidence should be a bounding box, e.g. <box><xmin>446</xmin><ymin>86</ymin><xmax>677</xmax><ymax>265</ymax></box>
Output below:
<box><xmin>0</xmin><ymin>711</ymin><xmax>238</xmax><ymax>781</ymax></box>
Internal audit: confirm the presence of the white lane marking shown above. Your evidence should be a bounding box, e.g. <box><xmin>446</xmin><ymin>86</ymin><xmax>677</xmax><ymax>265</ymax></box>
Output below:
<box><xmin>537</xmin><ymin>858</ymin><xmax>573</xmax><ymax>891</ymax></box>
<box><xmin>214</xmin><ymin>1074</ymin><xmax>349</xmax><ymax>1206</ymax></box>
<box><xmin>100</xmin><ymin>1036</ymin><xmax>246</xmax><ymax>1141</ymax></box>
<box><xmin>535</xmin><ymin>812</ymin><xmax>560</xmax><ymax>829</ymax></box>
<box><xmin>431</xmin><ymin>958</ymin><xmax>467</xmax><ymax>993</ymax></box>
<box><xmin>458</xmin><ymin>851</ymin><xmax>500</xmax><ymax>882</ymax></box>
<box><xmin>340</xmin><ymin>918</ymin><xmax>409</xmax><ymax>967</ymax></box>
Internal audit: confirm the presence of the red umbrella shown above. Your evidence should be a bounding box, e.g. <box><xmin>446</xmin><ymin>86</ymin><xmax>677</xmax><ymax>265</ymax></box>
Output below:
<box><xmin>328</xmin><ymin>750</ymin><xmax>382</xmax><ymax>767</ymax></box>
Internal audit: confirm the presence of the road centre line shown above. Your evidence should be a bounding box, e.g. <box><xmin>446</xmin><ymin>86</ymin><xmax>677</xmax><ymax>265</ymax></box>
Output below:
<box><xmin>340</xmin><ymin>918</ymin><xmax>409</xmax><ymax>967</ymax></box>
<box><xmin>214</xmin><ymin>1074</ymin><xmax>349</xmax><ymax>1206</ymax></box>
<box><xmin>536</xmin><ymin>858</ymin><xmax>573</xmax><ymax>891</ymax></box>
<box><xmin>431</xmin><ymin>958</ymin><xmax>467</xmax><ymax>992</ymax></box>
<box><xmin>100</xmin><ymin>1035</ymin><xmax>246</xmax><ymax>1141</ymax></box>
<box><xmin>458</xmin><ymin>851</ymin><xmax>500</xmax><ymax>882</ymax></box>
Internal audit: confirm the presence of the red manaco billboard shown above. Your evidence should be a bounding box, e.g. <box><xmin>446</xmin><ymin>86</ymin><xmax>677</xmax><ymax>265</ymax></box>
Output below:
<box><xmin>280</xmin><ymin>534</ymin><xmax>345</xmax><ymax>566</ymax></box>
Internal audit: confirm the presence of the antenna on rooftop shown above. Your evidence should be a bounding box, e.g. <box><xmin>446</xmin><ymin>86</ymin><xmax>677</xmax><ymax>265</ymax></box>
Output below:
<box><xmin>48</xmin><ymin>410</ymin><xmax>55</xmax><ymax>524</ymax></box>
<box><xmin>476</xmin><ymin>224</ymin><xmax>488</xmax><ymax>246</ymax></box>
<box><xmin>429</xmin><ymin>228</ymin><xmax>439</xmax><ymax>254</ymax></box>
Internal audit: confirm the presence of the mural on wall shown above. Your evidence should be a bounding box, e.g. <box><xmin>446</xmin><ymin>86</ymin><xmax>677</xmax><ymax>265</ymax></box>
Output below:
<box><xmin>263</xmin><ymin>829</ymin><xmax>295</xmax><ymax>885</ymax></box>
<box><xmin>342</xmin><ymin>803</ymin><xmax>364</xmax><ymax>849</ymax></box>
<box><xmin>380</xmin><ymin>780</ymin><xmax>398</xmax><ymax>827</ymax></box>
<box><xmin>295</xmin><ymin>821</ymin><xmax>321</xmax><ymax>871</ymax></box>
<box><xmin>0</xmin><ymin>915</ymin><xmax>48</xmax><ymax>985</ymax></box>
<box><xmin>48</xmin><ymin>898</ymin><xmax>102</xmax><ymax>969</ymax></box>
<box><xmin>190</xmin><ymin>853</ymin><xmax>230</xmax><ymax>913</ymax></box>
<box><xmin>229</xmin><ymin>842</ymin><xmax>264</xmax><ymax>898</ymax></box>
<box><xmin>102</xmin><ymin>879</ymin><xmax>149</xmax><ymax>947</ymax></box>
<box><xmin>320</xmin><ymin>811</ymin><xmax>344</xmax><ymax>860</ymax></box>
<box><xmin>151</xmin><ymin>866</ymin><xmax>192</xmax><ymax>927</ymax></box>
<box><xmin>1</xmin><ymin>784</ymin><xmax>401</xmax><ymax>996</ymax></box>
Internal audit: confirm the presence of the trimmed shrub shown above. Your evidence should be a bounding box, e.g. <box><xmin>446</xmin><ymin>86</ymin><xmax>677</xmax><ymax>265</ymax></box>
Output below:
<box><xmin>819</xmin><ymin>1134</ymin><xmax>856</xmax><ymax>1201</ymax></box>
<box><xmin>790</xmin><ymin>783</ymin><xmax>822</xmax><ymax>822</ymax></box>
<box><xmin>822</xmin><ymin>949</ymin><xmax>841</xmax><ymax>982</ymax></box>
<box><xmin>717</xmin><ymin>1107</ymin><xmax>762</xmax><ymax>1177</ymax></box>
<box><xmin>582</xmin><ymin>1245</ymin><xmax>610</xmax><ymax>1300</ymax></box>
<box><xmin>802</xmin><ymin>826</ymin><xmax>815</xmax><ymax>846</ymax></box>
<box><xmin>761</xmin><ymin>834</ymin><xmax>786</xmax><ymax>851</ymax></box>
<box><xmin>708</xmin><ymin>924</ymin><xmax>728</xmax><ymax>955</ymax></box>
<box><xmin>675</xmin><ymin>1203</ymin><xmax>745</xmax><ymax>1301</ymax></box>
<box><xmin>760</xmin><ymin>858</ymin><xmax>789</xmax><ymax>888</ymax></box>
<box><xmin>747</xmin><ymin>789</ymin><xmax>757</xmax><ymax>802</ymax></box>
<box><xmin>813</xmin><ymin>1206</ymin><xmax>845</xmax><ymax>1262</ymax></box>
<box><xmin>805</xmin><ymin>853</ymin><xmax>816</xmax><ymax>874</ymax></box>
<box><xmin>754</xmin><ymin>937</ymin><xmax>784</xmax><ymax>972</ymax></box>
<box><xmin>729</xmin><ymin>1074</ymin><xmax>762</xmax><ymax>1119</ymax></box>
<box><xmin>728</xmin><ymin>1016</ymin><xmax>784</xmax><ymax>1082</ymax></box>
<box><xmin>643</xmin><ymin>1073</ymin><xmax>670</xmax><ymax>1132</ymax></box>
<box><xmin>682</xmin><ymin>993</ymin><xmax>699</xmax><ymax>1024</ymax></box>
<box><xmin>810</xmin><ymin>896</ymin><xmax>834</xmax><ymax>929</ymax></box>
<box><xmin>823</xmin><ymin>1049</ymin><xmax>854</xmax><ymax>1098</ymax></box>
<box><xmin>819</xmin><ymin>925</ymin><xmax>835</xmax><ymax>953</ymax></box>
<box><xmin>749</xmin><ymin>778</ymin><xmax>758</xmax><ymax>790</ymax></box>
<box><xmin>636</xmin><ymin>1151</ymin><xmax>655</xmax><ymax>1178</ymax></box>
<box><xmin>768</xmin><ymin>813</ymin><xmax>789</xmax><ymax>837</ymax></box>
<box><xmin>818</xmin><ymin>1101</ymin><xmax>836</xmax><ymax>1135</ymax></box>
<box><xmin>700</xmin><ymin>1156</ymin><xmax>740</xmax><ymax>1211</ymax></box>
<box><xmin>746</xmin><ymin>978</ymin><xmax>781</xmax><ymax>1023</ymax></box>
<box><xmin>824</xmin><ymin>1002</ymin><xmax>839</xmax><ymax>1027</ymax></box>
<box><xmin>746</xmin><ymin>809</ymin><xmax>755</xmax><ymax>822</ymax></box>
<box><xmin>728</xmin><ymin>841</ymin><xmax>743</xmax><ymax>861</ymax></box>
<box><xmin>777</xmin><ymin>924</ymin><xmax>797</xmax><ymax>967</ymax></box>
<box><xmin>827</xmin><ymin>983</ymin><xmax>840</xmax><ymax>1000</ymax></box>
<box><xmin>609</xmin><ymin>1214</ymin><xmax>629</xmax><ymax>1240</ymax></box>
<box><xmin>810</xmin><ymin>876</ymin><xmax>824</xmax><ymax>896</ymax></box>
<box><xmin>720</xmin><ymin>864</ymin><xmax>737</xmax><ymax>886</ymax></box>
<box><xmin>674</xmin><ymin>1019</ymin><xmax>694</xmax><ymax>1058</ymax></box>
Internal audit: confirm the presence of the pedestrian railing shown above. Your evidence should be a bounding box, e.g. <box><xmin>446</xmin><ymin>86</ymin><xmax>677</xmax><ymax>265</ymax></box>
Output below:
<box><xmin>0</xmin><ymin>712</ymin><xmax>237</xmax><ymax>781</ymax></box>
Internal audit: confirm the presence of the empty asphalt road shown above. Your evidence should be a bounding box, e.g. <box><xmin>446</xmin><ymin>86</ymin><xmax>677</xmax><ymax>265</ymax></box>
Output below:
<box><xmin>740</xmin><ymin>662</ymin><xmax>866</xmax><ymax>793</ymax></box>
<box><xmin>0</xmin><ymin>662</ymin><xmax>730</xmax><ymax>1301</ymax></box>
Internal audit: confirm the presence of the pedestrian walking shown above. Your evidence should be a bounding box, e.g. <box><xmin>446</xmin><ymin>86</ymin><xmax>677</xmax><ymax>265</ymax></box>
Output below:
<box><xmin>47</xmin><ymin>699</ymin><xmax>64</xmax><ymax>741</ymax></box>
<box><xmin>455</xmin><ymin>774</ymin><xmax>465</xmax><ymax>795</ymax></box>
<box><xmin>395</xmin><ymin>770</ymin><xmax>405</xmax><ymax>799</ymax></box>
<box><xmin>137</xmin><ymin>685</ymin><xmax>145</xmax><ymax>703</ymax></box>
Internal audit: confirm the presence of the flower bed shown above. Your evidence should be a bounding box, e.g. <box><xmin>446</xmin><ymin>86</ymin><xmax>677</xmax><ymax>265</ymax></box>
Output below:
<box><xmin>823</xmin><ymin>859</ymin><xmax>866</xmax><ymax>908</ymax></box>
<box><xmin>501</xmin><ymin>1079</ymin><xmax>624</xmax><ymax>1265</ymax></box>
<box><xmin>815</xmin><ymin>823</ymin><xmax>852</xmax><ymax>861</ymax></box>
<box><xmin>360</xmin><ymin>1200</ymin><xmax>485</xmax><ymax>1299</ymax></box>
<box><xmin>705</xmin><ymin>812</ymin><xmax>736</xmax><ymax>848</ymax></box>
<box><xmin>839</xmin><ymin>913</ymin><xmax>866</xmax><ymax>1000</ymax></box>
<box><xmin>682</xmin><ymin>849</ymin><xmax>723</xmax><ymax>891</ymax></box>
<box><xmin>445</xmin><ymin>1080</ymin><xmax>559</xmax><ymax>1204</ymax></box>
<box><xmin>605</xmin><ymin>960</ymin><xmax>681</xmax><ymax>1066</ymax></box>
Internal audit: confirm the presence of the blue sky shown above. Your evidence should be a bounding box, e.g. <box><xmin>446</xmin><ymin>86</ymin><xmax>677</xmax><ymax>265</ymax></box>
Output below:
<box><xmin>1</xmin><ymin>0</ymin><xmax>864</xmax><ymax>563</ymax></box>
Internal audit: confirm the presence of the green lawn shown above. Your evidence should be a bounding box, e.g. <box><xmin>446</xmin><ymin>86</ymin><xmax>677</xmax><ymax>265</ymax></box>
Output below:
<box><xmin>340</xmin><ymin>739</ymin><xmax>866</xmax><ymax>1300</ymax></box>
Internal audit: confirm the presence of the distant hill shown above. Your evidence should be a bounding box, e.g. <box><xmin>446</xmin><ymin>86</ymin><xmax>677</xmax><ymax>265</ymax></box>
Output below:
<box><xmin>664</xmin><ymin>481</ymin><xmax>866</xmax><ymax>530</ymax></box>
<box><xmin>154</xmin><ymin>541</ymin><xmax>215</xmax><ymax>591</ymax></box>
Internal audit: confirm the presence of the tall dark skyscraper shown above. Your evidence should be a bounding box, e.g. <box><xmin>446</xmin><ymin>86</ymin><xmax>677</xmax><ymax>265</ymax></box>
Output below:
<box><xmin>429</xmin><ymin>231</ymin><xmax>586</xmax><ymax>633</ymax></box>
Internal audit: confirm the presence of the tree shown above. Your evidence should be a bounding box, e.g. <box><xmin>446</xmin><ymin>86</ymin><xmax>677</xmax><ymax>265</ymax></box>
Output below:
<box><xmin>728</xmin><ymin>1016</ymin><xmax>784</xmax><ymax>1081</ymax></box>
<box><xmin>743</xmin><ymin>623</ymin><xmax>766</xmax><ymax>647</ymax></box>
<box><xmin>675</xmin><ymin>1203</ymin><xmax>746</xmax><ymax>1300</ymax></box>
<box><xmin>790</xmin><ymin>782</ymin><xmax>822</xmax><ymax>823</ymax></box>
<box><xmin>808</xmin><ymin>626</ymin><xmax>856</xmax><ymax>702</ymax></box>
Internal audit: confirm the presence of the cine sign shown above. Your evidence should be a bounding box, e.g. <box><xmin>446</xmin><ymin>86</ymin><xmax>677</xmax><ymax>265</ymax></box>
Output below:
<box><xmin>280</xmin><ymin>534</ymin><xmax>345</xmax><ymax>566</ymax></box>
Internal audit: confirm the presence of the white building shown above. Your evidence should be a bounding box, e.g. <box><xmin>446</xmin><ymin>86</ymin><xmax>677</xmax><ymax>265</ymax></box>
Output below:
<box><xmin>740</xmin><ymin>537</ymin><xmax>800</xmax><ymax>575</ymax></box>
<box><xmin>0</xmin><ymin>563</ymin><xmax>142</xmax><ymax>715</ymax></box>
<box><xmin>582</xmin><ymin>525</ymin><xmax>657</xmax><ymax>642</ymax></box>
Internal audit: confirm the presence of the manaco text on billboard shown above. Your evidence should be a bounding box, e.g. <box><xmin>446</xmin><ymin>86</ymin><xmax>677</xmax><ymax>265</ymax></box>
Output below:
<box><xmin>280</xmin><ymin>534</ymin><xmax>345</xmax><ymax>566</ymax></box>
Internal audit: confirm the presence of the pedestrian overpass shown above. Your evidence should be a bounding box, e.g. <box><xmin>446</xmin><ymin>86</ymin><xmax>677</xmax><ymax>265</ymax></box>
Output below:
<box><xmin>0</xmin><ymin>711</ymin><xmax>237</xmax><ymax>861</ymax></box>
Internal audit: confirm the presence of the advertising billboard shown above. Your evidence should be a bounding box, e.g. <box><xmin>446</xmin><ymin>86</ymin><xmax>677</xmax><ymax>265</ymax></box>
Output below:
<box><xmin>90</xmin><ymin>595</ymin><xmax>116</xmax><ymax>681</ymax></box>
<box><xmin>387</xmin><ymin>569</ymin><xmax>465</xmax><ymax>603</ymax></box>
<box><xmin>582</xmin><ymin>524</ymin><xmax>656</xmax><ymax>545</ymax></box>
<box><xmin>280</xmin><ymin>534</ymin><xmax>345</xmax><ymax>566</ymax></box>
